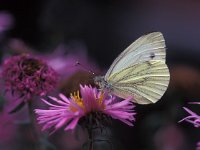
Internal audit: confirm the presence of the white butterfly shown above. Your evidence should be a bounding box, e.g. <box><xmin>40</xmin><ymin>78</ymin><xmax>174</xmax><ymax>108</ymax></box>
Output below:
<box><xmin>94</xmin><ymin>32</ymin><xmax>170</xmax><ymax>104</ymax></box>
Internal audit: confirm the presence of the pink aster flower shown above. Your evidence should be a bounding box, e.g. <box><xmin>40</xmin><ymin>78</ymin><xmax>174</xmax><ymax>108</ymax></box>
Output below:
<box><xmin>180</xmin><ymin>103</ymin><xmax>200</xmax><ymax>150</ymax></box>
<box><xmin>35</xmin><ymin>85</ymin><xmax>135</xmax><ymax>132</ymax></box>
<box><xmin>179</xmin><ymin>106</ymin><xmax>200</xmax><ymax>128</ymax></box>
<box><xmin>1</xmin><ymin>53</ymin><xmax>59</xmax><ymax>101</ymax></box>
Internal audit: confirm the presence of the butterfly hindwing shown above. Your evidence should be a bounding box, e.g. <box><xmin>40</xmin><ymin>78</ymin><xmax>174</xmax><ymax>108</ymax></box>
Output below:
<box><xmin>106</xmin><ymin>60</ymin><xmax>170</xmax><ymax>104</ymax></box>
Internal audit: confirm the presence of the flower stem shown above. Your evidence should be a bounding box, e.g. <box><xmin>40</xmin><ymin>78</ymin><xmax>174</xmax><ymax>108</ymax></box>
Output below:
<box><xmin>88</xmin><ymin>127</ymin><xmax>93</xmax><ymax>150</ymax></box>
<box><xmin>28</xmin><ymin>101</ymin><xmax>57</xmax><ymax>150</ymax></box>
<box><xmin>85</xmin><ymin>126</ymin><xmax>114</xmax><ymax>150</ymax></box>
<box><xmin>27</xmin><ymin>101</ymin><xmax>42</xmax><ymax>150</ymax></box>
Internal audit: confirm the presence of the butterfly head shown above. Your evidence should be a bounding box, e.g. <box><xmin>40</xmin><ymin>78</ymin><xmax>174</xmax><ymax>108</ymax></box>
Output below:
<box><xmin>94</xmin><ymin>76</ymin><xmax>105</xmax><ymax>88</ymax></box>
<box><xmin>94</xmin><ymin>76</ymin><xmax>113</xmax><ymax>93</ymax></box>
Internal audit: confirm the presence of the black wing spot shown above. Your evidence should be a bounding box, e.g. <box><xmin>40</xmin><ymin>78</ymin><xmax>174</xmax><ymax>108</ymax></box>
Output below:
<box><xmin>150</xmin><ymin>52</ymin><xmax>155</xmax><ymax>59</ymax></box>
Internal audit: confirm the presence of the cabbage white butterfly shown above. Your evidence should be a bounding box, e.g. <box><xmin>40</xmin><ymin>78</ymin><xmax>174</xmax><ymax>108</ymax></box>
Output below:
<box><xmin>94</xmin><ymin>32</ymin><xmax>170</xmax><ymax>104</ymax></box>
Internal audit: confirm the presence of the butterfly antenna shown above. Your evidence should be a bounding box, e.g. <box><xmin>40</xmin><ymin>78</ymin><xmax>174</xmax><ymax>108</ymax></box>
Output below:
<box><xmin>75</xmin><ymin>61</ymin><xmax>95</xmax><ymax>75</ymax></box>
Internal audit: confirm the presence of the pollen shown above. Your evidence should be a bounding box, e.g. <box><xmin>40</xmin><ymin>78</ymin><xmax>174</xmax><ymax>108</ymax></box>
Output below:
<box><xmin>70</xmin><ymin>91</ymin><xmax>84</xmax><ymax>112</ymax></box>
<box><xmin>98</xmin><ymin>91</ymin><xmax>104</xmax><ymax>105</ymax></box>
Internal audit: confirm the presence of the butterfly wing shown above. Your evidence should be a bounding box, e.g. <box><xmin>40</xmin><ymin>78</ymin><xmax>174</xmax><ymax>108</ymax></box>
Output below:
<box><xmin>105</xmin><ymin>32</ymin><xmax>166</xmax><ymax>79</ymax></box>
<box><xmin>106</xmin><ymin>60</ymin><xmax>169</xmax><ymax>104</ymax></box>
<box><xmin>104</xmin><ymin>32</ymin><xmax>169</xmax><ymax>104</ymax></box>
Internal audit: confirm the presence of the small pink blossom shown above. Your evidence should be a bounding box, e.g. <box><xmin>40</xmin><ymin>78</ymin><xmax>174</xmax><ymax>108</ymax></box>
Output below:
<box><xmin>179</xmin><ymin>107</ymin><xmax>200</xmax><ymax>127</ymax></box>
<box><xmin>196</xmin><ymin>141</ymin><xmax>200</xmax><ymax>150</ymax></box>
<box><xmin>180</xmin><ymin>103</ymin><xmax>200</xmax><ymax>150</ymax></box>
<box><xmin>35</xmin><ymin>85</ymin><xmax>136</xmax><ymax>132</ymax></box>
<box><xmin>0</xmin><ymin>11</ymin><xmax>13</xmax><ymax>33</ymax></box>
<box><xmin>1</xmin><ymin>54</ymin><xmax>59</xmax><ymax>102</ymax></box>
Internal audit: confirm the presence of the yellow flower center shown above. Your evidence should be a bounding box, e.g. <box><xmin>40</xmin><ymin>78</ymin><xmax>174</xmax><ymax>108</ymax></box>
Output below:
<box><xmin>98</xmin><ymin>91</ymin><xmax>104</xmax><ymax>105</ymax></box>
<box><xmin>69</xmin><ymin>91</ymin><xmax>84</xmax><ymax>112</ymax></box>
<box><xmin>69</xmin><ymin>90</ymin><xmax>105</xmax><ymax>112</ymax></box>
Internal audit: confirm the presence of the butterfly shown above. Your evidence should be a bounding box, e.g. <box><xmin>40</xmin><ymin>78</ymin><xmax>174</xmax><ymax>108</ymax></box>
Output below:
<box><xmin>94</xmin><ymin>32</ymin><xmax>170</xmax><ymax>104</ymax></box>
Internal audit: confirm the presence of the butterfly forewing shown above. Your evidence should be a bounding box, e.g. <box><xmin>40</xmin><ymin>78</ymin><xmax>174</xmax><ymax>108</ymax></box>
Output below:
<box><xmin>105</xmin><ymin>32</ymin><xmax>166</xmax><ymax>79</ymax></box>
<box><xmin>106</xmin><ymin>60</ymin><xmax>169</xmax><ymax>104</ymax></box>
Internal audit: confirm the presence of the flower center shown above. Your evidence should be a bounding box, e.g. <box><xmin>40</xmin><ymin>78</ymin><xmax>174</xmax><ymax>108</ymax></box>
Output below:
<box><xmin>69</xmin><ymin>90</ymin><xmax>105</xmax><ymax>112</ymax></box>
<box><xmin>21</xmin><ymin>58</ymin><xmax>43</xmax><ymax>76</ymax></box>
<box><xmin>98</xmin><ymin>92</ymin><xmax>104</xmax><ymax>105</ymax></box>
<box><xmin>70</xmin><ymin>91</ymin><xmax>84</xmax><ymax>112</ymax></box>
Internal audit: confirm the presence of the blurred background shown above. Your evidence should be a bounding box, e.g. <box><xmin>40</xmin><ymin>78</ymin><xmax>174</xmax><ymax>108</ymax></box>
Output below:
<box><xmin>1</xmin><ymin>0</ymin><xmax>200</xmax><ymax>150</ymax></box>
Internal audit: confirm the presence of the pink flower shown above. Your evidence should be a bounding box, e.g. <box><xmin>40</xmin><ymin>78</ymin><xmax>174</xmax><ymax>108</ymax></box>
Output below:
<box><xmin>0</xmin><ymin>11</ymin><xmax>13</xmax><ymax>33</ymax></box>
<box><xmin>180</xmin><ymin>103</ymin><xmax>200</xmax><ymax>150</ymax></box>
<box><xmin>35</xmin><ymin>85</ymin><xmax>135</xmax><ymax>132</ymax></box>
<box><xmin>197</xmin><ymin>141</ymin><xmax>200</xmax><ymax>150</ymax></box>
<box><xmin>40</xmin><ymin>44</ymin><xmax>99</xmax><ymax>78</ymax></box>
<box><xmin>179</xmin><ymin>106</ymin><xmax>200</xmax><ymax>127</ymax></box>
<box><xmin>1</xmin><ymin>54</ymin><xmax>59</xmax><ymax>101</ymax></box>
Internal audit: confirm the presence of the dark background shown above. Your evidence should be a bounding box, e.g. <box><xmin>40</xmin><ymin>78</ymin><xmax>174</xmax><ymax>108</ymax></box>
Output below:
<box><xmin>1</xmin><ymin>0</ymin><xmax>200</xmax><ymax>150</ymax></box>
<box><xmin>1</xmin><ymin>0</ymin><xmax>200</xmax><ymax>67</ymax></box>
